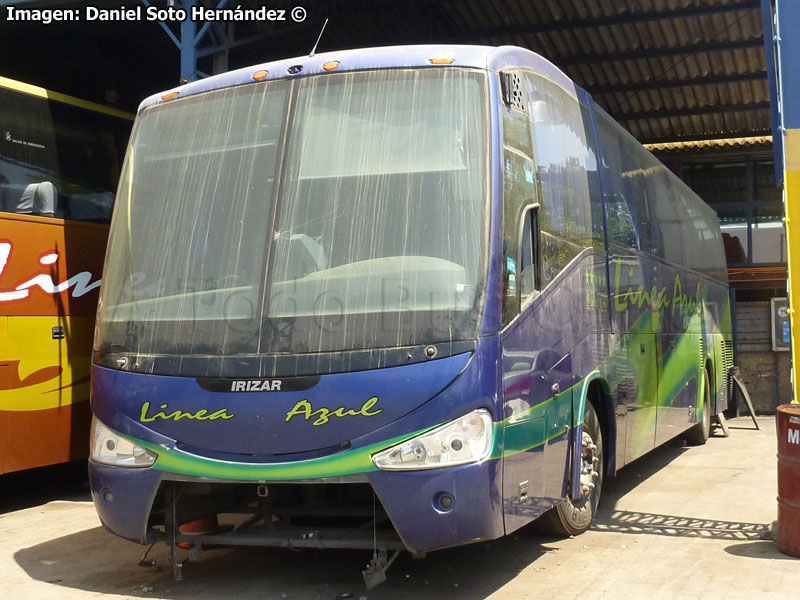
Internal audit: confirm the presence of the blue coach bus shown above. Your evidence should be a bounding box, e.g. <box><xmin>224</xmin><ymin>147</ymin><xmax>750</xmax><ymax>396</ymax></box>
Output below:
<box><xmin>89</xmin><ymin>45</ymin><xmax>733</xmax><ymax>577</ymax></box>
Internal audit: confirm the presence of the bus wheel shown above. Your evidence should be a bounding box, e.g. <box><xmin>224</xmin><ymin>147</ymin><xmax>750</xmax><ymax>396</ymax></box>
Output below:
<box><xmin>536</xmin><ymin>402</ymin><xmax>603</xmax><ymax>536</ymax></box>
<box><xmin>684</xmin><ymin>370</ymin><xmax>711</xmax><ymax>446</ymax></box>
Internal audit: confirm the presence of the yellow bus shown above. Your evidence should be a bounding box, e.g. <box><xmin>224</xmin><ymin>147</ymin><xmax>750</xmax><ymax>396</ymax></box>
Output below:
<box><xmin>0</xmin><ymin>75</ymin><xmax>132</xmax><ymax>474</ymax></box>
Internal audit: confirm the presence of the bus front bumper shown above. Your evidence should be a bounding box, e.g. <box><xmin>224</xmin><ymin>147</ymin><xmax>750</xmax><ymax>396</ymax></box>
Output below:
<box><xmin>89</xmin><ymin>461</ymin><xmax>163</xmax><ymax>543</ymax></box>
<box><xmin>88</xmin><ymin>458</ymin><xmax>506</xmax><ymax>553</ymax></box>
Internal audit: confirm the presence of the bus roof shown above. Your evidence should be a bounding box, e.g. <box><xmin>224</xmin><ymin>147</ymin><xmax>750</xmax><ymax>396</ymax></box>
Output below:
<box><xmin>0</xmin><ymin>75</ymin><xmax>135</xmax><ymax>121</ymax></box>
<box><xmin>139</xmin><ymin>44</ymin><xmax>579</xmax><ymax>112</ymax></box>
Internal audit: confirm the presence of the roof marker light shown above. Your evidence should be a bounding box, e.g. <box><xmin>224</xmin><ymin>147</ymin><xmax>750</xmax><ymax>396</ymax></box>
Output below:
<box><xmin>429</xmin><ymin>58</ymin><xmax>455</xmax><ymax>65</ymax></box>
<box><xmin>161</xmin><ymin>91</ymin><xmax>179</xmax><ymax>101</ymax></box>
<box><xmin>322</xmin><ymin>61</ymin><xmax>340</xmax><ymax>71</ymax></box>
<box><xmin>252</xmin><ymin>70</ymin><xmax>269</xmax><ymax>81</ymax></box>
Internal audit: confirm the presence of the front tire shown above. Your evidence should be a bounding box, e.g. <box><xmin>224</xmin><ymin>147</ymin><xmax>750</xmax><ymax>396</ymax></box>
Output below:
<box><xmin>536</xmin><ymin>402</ymin><xmax>603</xmax><ymax>536</ymax></box>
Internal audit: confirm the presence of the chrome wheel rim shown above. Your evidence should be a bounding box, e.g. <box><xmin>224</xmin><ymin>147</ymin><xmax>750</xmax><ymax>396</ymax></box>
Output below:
<box><xmin>579</xmin><ymin>430</ymin><xmax>600</xmax><ymax>498</ymax></box>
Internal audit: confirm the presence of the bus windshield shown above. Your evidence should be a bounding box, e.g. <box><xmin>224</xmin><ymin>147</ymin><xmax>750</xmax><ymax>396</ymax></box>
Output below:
<box><xmin>96</xmin><ymin>68</ymin><xmax>488</xmax><ymax>374</ymax></box>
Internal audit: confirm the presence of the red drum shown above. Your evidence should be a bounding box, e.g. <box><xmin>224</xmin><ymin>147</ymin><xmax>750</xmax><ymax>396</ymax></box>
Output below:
<box><xmin>777</xmin><ymin>403</ymin><xmax>800</xmax><ymax>557</ymax></box>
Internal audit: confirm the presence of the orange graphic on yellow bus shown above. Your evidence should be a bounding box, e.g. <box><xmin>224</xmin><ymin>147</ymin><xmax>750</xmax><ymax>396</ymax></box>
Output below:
<box><xmin>0</xmin><ymin>360</ymin><xmax>62</xmax><ymax>390</ymax></box>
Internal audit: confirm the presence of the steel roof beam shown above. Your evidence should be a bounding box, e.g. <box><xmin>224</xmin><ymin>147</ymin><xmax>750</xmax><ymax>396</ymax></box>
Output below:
<box><xmin>459</xmin><ymin>0</ymin><xmax>760</xmax><ymax>39</ymax></box>
<box><xmin>614</xmin><ymin>101</ymin><xmax>771</xmax><ymax>121</ymax></box>
<box><xmin>589</xmin><ymin>71</ymin><xmax>768</xmax><ymax>94</ymax></box>
<box><xmin>559</xmin><ymin>38</ymin><xmax>765</xmax><ymax>65</ymax></box>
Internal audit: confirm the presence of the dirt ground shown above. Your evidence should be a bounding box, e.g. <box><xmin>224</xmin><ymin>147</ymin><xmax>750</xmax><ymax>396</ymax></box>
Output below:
<box><xmin>0</xmin><ymin>416</ymin><xmax>796</xmax><ymax>600</ymax></box>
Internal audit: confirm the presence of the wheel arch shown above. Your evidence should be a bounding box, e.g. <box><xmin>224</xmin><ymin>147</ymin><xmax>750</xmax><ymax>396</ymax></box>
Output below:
<box><xmin>570</xmin><ymin>372</ymin><xmax>616</xmax><ymax>501</ymax></box>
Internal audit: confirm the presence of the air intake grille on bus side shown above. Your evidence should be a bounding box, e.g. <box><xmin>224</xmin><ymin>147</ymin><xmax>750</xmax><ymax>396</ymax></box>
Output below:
<box><xmin>500</xmin><ymin>72</ymin><xmax>525</xmax><ymax>112</ymax></box>
<box><xmin>721</xmin><ymin>339</ymin><xmax>735</xmax><ymax>403</ymax></box>
<box><xmin>699</xmin><ymin>335</ymin><xmax>705</xmax><ymax>367</ymax></box>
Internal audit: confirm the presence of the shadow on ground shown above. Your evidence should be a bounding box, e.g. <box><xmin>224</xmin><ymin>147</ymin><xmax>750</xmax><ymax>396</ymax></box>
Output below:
<box><xmin>724</xmin><ymin>540</ymin><xmax>797</xmax><ymax>561</ymax></box>
<box><xmin>591</xmin><ymin>431</ymin><xmax>774</xmax><ymax>543</ymax></box>
<box><xmin>593</xmin><ymin>510</ymin><xmax>769</xmax><ymax>541</ymax></box>
<box><xmin>0</xmin><ymin>461</ymin><xmax>89</xmax><ymax>514</ymax></box>
<box><xmin>14</xmin><ymin>523</ymin><xmax>562</xmax><ymax>600</ymax></box>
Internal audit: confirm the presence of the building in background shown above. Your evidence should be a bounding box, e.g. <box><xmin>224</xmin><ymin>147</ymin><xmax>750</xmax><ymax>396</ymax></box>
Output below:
<box><xmin>654</xmin><ymin>138</ymin><xmax>788</xmax><ymax>413</ymax></box>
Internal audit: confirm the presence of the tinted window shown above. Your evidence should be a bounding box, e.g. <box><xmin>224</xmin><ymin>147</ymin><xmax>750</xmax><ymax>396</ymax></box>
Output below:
<box><xmin>501</xmin><ymin>105</ymin><xmax>538</xmax><ymax>326</ymax></box>
<box><xmin>595</xmin><ymin>107</ymin><xmax>727</xmax><ymax>279</ymax></box>
<box><xmin>595</xmin><ymin>110</ymin><xmax>652</xmax><ymax>254</ymax></box>
<box><xmin>675</xmin><ymin>183</ymin><xmax>727</xmax><ymax>276</ymax></box>
<box><xmin>644</xmin><ymin>166</ymin><xmax>681</xmax><ymax>263</ymax></box>
<box><xmin>0</xmin><ymin>88</ymin><xmax>58</xmax><ymax>216</ymax></box>
<box><xmin>0</xmin><ymin>86</ymin><xmax>129</xmax><ymax>223</ymax></box>
<box><xmin>524</xmin><ymin>73</ymin><xmax>593</xmax><ymax>284</ymax></box>
<box><xmin>49</xmin><ymin>101</ymin><xmax>129</xmax><ymax>222</ymax></box>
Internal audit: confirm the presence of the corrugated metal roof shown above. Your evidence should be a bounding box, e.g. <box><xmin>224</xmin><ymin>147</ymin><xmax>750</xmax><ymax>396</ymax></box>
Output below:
<box><xmin>229</xmin><ymin>0</ymin><xmax>771</xmax><ymax>145</ymax></box>
<box><xmin>0</xmin><ymin>0</ymin><xmax>770</xmax><ymax>145</ymax></box>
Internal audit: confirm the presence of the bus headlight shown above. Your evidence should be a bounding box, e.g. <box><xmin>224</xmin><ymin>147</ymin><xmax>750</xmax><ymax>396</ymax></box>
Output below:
<box><xmin>90</xmin><ymin>417</ymin><xmax>156</xmax><ymax>468</ymax></box>
<box><xmin>372</xmin><ymin>409</ymin><xmax>493</xmax><ymax>471</ymax></box>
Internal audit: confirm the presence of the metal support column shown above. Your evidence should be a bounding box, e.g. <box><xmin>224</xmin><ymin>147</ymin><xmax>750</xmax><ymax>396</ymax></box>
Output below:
<box><xmin>140</xmin><ymin>0</ymin><xmax>230</xmax><ymax>83</ymax></box>
<box><xmin>772</xmin><ymin>0</ymin><xmax>800</xmax><ymax>403</ymax></box>
<box><xmin>180</xmin><ymin>0</ymin><xmax>199</xmax><ymax>83</ymax></box>
<box><xmin>763</xmin><ymin>0</ymin><xmax>783</xmax><ymax>186</ymax></box>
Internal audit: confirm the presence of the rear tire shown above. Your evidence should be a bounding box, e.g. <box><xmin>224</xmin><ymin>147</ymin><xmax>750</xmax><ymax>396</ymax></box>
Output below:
<box><xmin>684</xmin><ymin>369</ymin><xmax>712</xmax><ymax>446</ymax></box>
<box><xmin>536</xmin><ymin>402</ymin><xmax>603</xmax><ymax>536</ymax></box>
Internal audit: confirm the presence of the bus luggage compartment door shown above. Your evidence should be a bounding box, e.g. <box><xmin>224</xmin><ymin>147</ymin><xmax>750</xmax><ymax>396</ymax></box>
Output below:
<box><xmin>622</xmin><ymin>333</ymin><xmax>658</xmax><ymax>464</ymax></box>
<box><xmin>654</xmin><ymin>333</ymin><xmax>701</xmax><ymax>447</ymax></box>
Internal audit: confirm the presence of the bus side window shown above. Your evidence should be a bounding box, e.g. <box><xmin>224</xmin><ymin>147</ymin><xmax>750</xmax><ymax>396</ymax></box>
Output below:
<box><xmin>644</xmin><ymin>167</ymin><xmax>680</xmax><ymax>264</ymax></box>
<box><xmin>605</xmin><ymin>193</ymin><xmax>637</xmax><ymax>251</ymax></box>
<box><xmin>523</xmin><ymin>73</ymin><xmax>593</xmax><ymax>286</ymax></box>
<box><xmin>595</xmin><ymin>115</ymin><xmax>636</xmax><ymax>253</ymax></box>
<box><xmin>675</xmin><ymin>183</ymin><xmax>725</xmax><ymax>276</ymax></box>
<box><xmin>501</xmin><ymin>100</ymin><xmax>538</xmax><ymax>327</ymax></box>
<box><xmin>50</xmin><ymin>101</ymin><xmax>128</xmax><ymax>224</ymax></box>
<box><xmin>595</xmin><ymin>110</ymin><xmax>657</xmax><ymax>255</ymax></box>
<box><xmin>0</xmin><ymin>87</ymin><xmax>60</xmax><ymax>218</ymax></box>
